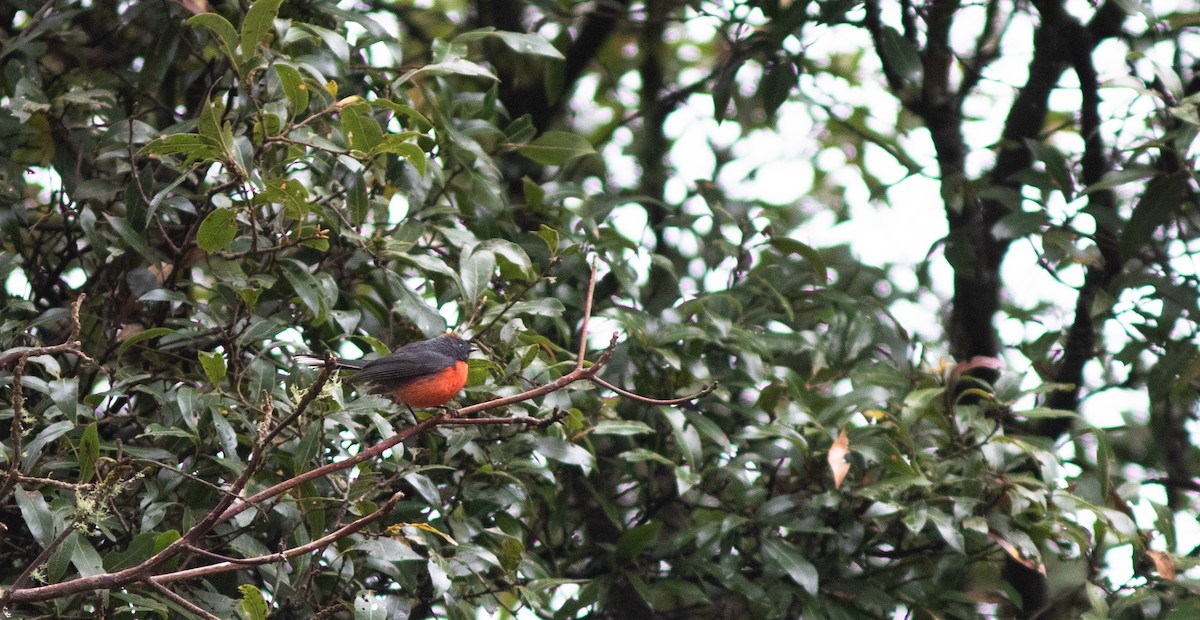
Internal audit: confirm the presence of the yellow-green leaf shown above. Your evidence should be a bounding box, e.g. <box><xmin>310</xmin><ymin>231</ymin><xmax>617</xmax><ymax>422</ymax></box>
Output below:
<box><xmin>517</xmin><ymin>131</ymin><xmax>595</xmax><ymax>166</ymax></box>
<box><xmin>198</xmin><ymin>350</ymin><xmax>226</xmax><ymax>385</ymax></box>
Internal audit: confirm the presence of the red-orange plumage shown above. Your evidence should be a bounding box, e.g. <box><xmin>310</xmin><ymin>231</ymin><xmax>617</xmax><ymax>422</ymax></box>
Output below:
<box><xmin>302</xmin><ymin>335</ymin><xmax>471</xmax><ymax>408</ymax></box>
<box><xmin>391</xmin><ymin>360</ymin><xmax>469</xmax><ymax>407</ymax></box>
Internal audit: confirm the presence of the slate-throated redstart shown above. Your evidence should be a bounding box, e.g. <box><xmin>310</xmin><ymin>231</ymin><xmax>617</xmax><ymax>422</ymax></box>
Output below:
<box><xmin>300</xmin><ymin>334</ymin><xmax>471</xmax><ymax>407</ymax></box>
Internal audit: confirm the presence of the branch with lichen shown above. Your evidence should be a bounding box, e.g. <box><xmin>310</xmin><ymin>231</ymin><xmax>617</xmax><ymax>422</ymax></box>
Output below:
<box><xmin>1</xmin><ymin>263</ymin><xmax>713</xmax><ymax>607</ymax></box>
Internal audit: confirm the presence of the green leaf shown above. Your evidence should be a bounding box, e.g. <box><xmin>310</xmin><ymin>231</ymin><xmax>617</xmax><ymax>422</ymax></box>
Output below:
<box><xmin>197</xmin><ymin>208</ymin><xmax>238</xmax><ymax>252</ymax></box>
<box><xmin>255</xmin><ymin>178</ymin><xmax>310</xmax><ymax>220</ymax></box>
<box><xmin>369</xmin><ymin>134</ymin><xmax>427</xmax><ymax>176</ymax></box>
<box><xmin>761</xmin><ymin>538</ymin><xmax>819</xmax><ymax>594</ymax></box>
<box><xmin>104</xmin><ymin>531</ymin><xmax>161</xmax><ymax>571</ymax></box>
<box><xmin>240</xmin><ymin>0</ymin><xmax>284</xmax><ymax>62</ymax></box>
<box><xmin>927</xmin><ymin>509</ymin><xmax>965</xmax><ymax>553</ymax></box>
<box><xmin>461</xmin><ymin>249</ymin><xmax>495</xmax><ymax>306</ymax></box>
<box><xmin>533</xmin><ymin>436</ymin><xmax>595</xmax><ymax>474</ymax></box>
<box><xmin>188</xmin><ymin>13</ymin><xmax>240</xmax><ymax>69</ymax></box>
<box><xmin>517</xmin><ymin>131</ymin><xmax>596</xmax><ymax>166</ymax></box>
<box><xmin>373</xmin><ymin>100</ymin><xmax>433</xmax><ymax>131</ymax></box>
<box><xmin>879</xmin><ymin>26</ymin><xmax>922</xmax><ymax>86</ymax></box>
<box><xmin>275</xmin><ymin>63</ymin><xmax>310</xmax><ymax>114</ymax></box>
<box><xmin>397</xmin><ymin>57</ymin><xmax>497</xmax><ymax>85</ymax></box>
<box><xmin>1018</xmin><ymin>407</ymin><xmax>1082</xmax><ymax>420</ymax></box>
<box><xmin>48</xmin><ymin>378</ymin><xmax>79</xmax><ymax>421</ymax></box>
<box><xmin>14</xmin><ymin>486</ymin><xmax>58</xmax><ymax>548</ymax></box>
<box><xmin>536</xmin><ymin>224</ymin><xmax>558</xmax><ymax>252</ymax></box>
<box><xmin>480</xmin><ymin>238</ymin><xmax>535</xmax><ymax>280</ymax></box>
<box><xmin>66</xmin><ymin>531</ymin><xmax>105</xmax><ymax>577</ymax></box>
<box><xmin>107</xmin><ymin>214</ymin><xmax>163</xmax><ymax>264</ymax></box>
<box><xmin>386</xmin><ymin>270</ymin><xmax>446</xmax><ymax>336</ymax></box>
<box><xmin>760</xmin><ymin>60</ymin><xmax>797</xmax><ymax>116</ymax></box>
<box><xmin>711</xmin><ymin>56</ymin><xmax>738</xmax><ymax>123</ymax></box>
<box><xmin>592</xmin><ymin>420</ymin><xmax>655</xmax><ymax>436</ymax></box>
<box><xmin>615</xmin><ymin>521</ymin><xmax>662</xmax><ymax>565</ymax></box>
<box><xmin>154</xmin><ymin>530</ymin><xmax>182</xmax><ymax>553</ymax></box>
<box><xmin>282</xmin><ymin>259</ymin><xmax>330</xmax><ymax>325</ymax></box>
<box><xmin>340</xmin><ymin>102</ymin><xmax>384</xmax><ymax>153</ymax></box>
<box><xmin>117</xmin><ymin>327</ymin><xmax>175</xmax><ymax>358</ymax></box>
<box><xmin>78</xmin><ymin>422</ymin><xmax>99</xmax><ymax>483</ymax></box>
<box><xmin>524</xmin><ymin>178</ymin><xmax>547</xmax><ymax>209</ymax></box>
<box><xmin>23</xmin><ymin>421</ymin><xmax>76</xmax><ymax>472</ymax></box>
<box><xmin>618</xmin><ymin>449</ymin><xmax>674</xmax><ymax>466</ymax></box>
<box><xmin>140</xmin><ymin>133</ymin><xmax>221</xmax><ymax>160</ymax></box>
<box><xmin>768</xmin><ymin>237</ymin><xmax>827</xmax><ymax>283</ymax></box>
<box><xmin>1024</xmin><ymin>139</ymin><xmax>1076</xmax><ymax>199</ymax></box>
<box><xmin>239</xmin><ymin>584</ymin><xmax>269</xmax><ymax>620</ymax></box>
<box><xmin>1120</xmin><ymin>170</ymin><xmax>1188</xmax><ymax>263</ymax></box>
<box><xmin>198</xmin><ymin>97</ymin><xmax>224</xmax><ymax>144</ymax></box>
<box><xmin>198</xmin><ymin>350</ymin><xmax>227</xmax><ymax>385</ymax></box>
<box><xmin>454</xmin><ymin>28</ymin><xmax>564</xmax><ymax>59</ymax></box>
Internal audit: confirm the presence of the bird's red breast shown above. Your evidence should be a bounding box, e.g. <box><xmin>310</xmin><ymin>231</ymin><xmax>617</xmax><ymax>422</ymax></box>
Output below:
<box><xmin>390</xmin><ymin>359</ymin><xmax>469</xmax><ymax>407</ymax></box>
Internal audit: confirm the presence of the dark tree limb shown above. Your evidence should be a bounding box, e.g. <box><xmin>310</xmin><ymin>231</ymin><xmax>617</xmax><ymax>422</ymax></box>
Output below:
<box><xmin>478</xmin><ymin>0</ymin><xmax>631</xmax><ymax>132</ymax></box>
<box><xmin>1041</xmin><ymin>17</ymin><xmax>1120</xmax><ymax>436</ymax></box>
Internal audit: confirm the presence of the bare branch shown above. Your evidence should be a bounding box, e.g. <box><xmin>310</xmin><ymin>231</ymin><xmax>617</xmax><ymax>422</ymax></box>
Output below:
<box><xmin>143</xmin><ymin>580</ymin><xmax>221</xmax><ymax>620</ymax></box>
<box><xmin>2</xmin><ymin>267</ymin><xmax>705</xmax><ymax>605</ymax></box>
<box><xmin>0</xmin><ymin>295</ymin><xmax>91</xmax><ymax>508</ymax></box>
<box><xmin>591</xmin><ymin>376</ymin><xmax>716</xmax><ymax>405</ymax></box>
<box><xmin>150</xmin><ymin>493</ymin><xmax>403</xmax><ymax>585</ymax></box>
<box><xmin>577</xmin><ymin>259</ymin><xmax>598</xmax><ymax>369</ymax></box>
<box><xmin>440</xmin><ymin>412</ymin><xmax>564</xmax><ymax>428</ymax></box>
<box><xmin>262</xmin><ymin>353</ymin><xmax>336</xmax><ymax>446</ymax></box>
<box><xmin>0</xmin><ymin>293</ymin><xmax>90</xmax><ymax>368</ymax></box>
<box><xmin>2</xmin><ymin>519</ymin><xmax>77</xmax><ymax>603</ymax></box>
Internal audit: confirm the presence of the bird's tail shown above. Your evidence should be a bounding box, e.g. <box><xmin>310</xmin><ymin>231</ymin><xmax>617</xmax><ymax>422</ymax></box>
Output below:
<box><xmin>295</xmin><ymin>354</ymin><xmax>367</xmax><ymax>370</ymax></box>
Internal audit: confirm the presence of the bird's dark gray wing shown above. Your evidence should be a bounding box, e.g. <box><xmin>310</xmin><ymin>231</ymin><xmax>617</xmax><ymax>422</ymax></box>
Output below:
<box><xmin>349</xmin><ymin>347</ymin><xmax>456</xmax><ymax>389</ymax></box>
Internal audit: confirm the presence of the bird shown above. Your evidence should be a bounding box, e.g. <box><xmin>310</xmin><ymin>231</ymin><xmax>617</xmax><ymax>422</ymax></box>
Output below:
<box><xmin>299</xmin><ymin>334</ymin><xmax>472</xmax><ymax>408</ymax></box>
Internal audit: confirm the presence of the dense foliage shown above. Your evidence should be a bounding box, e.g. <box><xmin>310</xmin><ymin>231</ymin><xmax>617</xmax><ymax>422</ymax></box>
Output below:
<box><xmin>3</xmin><ymin>0</ymin><xmax>1200</xmax><ymax>618</ymax></box>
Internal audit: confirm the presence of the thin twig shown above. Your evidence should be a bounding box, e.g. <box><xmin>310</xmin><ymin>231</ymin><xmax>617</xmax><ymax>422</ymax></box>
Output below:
<box><xmin>213</xmin><ymin>340</ymin><xmax>618</xmax><ymax>527</ymax></box>
<box><xmin>440</xmin><ymin>415</ymin><xmax>556</xmax><ymax>428</ymax></box>
<box><xmin>577</xmin><ymin>259</ymin><xmax>598</xmax><ymax>369</ymax></box>
<box><xmin>0</xmin><ymin>294</ymin><xmax>91</xmax><ymax>368</ymax></box>
<box><xmin>3</xmin><ymin>267</ymin><xmax>705</xmax><ymax>605</ymax></box>
<box><xmin>144</xmin><ymin>580</ymin><xmax>222</xmax><ymax>620</ymax></box>
<box><xmin>262</xmin><ymin>355</ymin><xmax>335</xmax><ymax>446</ymax></box>
<box><xmin>3</xmin><ymin>522</ymin><xmax>75</xmax><ymax>601</ymax></box>
<box><xmin>150</xmin><ymin>493</ymin><xmax>403</xmax><ymax>585</ymax></box>
<box><xmin>13</xmin><ymin>475</ymin><xmax>87</xmax><ymax>491</ymax></box>
<box><xmin>591</xmin><ymin>376</ymin><xmax>716</xmax><ymax>405</ymax></box>
<box><xmin>1</xmin><ymin>295</ymin><xmax>91</xmax><ymax>508</ymax></box>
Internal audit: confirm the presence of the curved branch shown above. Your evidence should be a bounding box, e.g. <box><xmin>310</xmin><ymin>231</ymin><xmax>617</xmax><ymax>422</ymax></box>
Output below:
<box><xmin>591</xmin><ymin>376</ymin><xmax>716</xmax><ymax>405</ymax></box>
<box><xmin>148</xmin><ymin>493</ymin><xmax>403</xmax><ymax>586</ymax></box>
<box><xmin>4</xmin><ymin>267</ymin><xmax>705</xmax><ymax>606</ymax></box>
<box><xmin>143</xmin><ymin>581</ymin><xmax>220</xmax><ymax>620</ymax></box>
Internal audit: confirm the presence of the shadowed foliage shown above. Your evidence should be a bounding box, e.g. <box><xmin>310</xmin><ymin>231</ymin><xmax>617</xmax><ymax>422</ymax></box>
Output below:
<box><xmin>3</xmin><ymin>1</ymin><xmax>1200</xmax><ymax>618</ymax></box>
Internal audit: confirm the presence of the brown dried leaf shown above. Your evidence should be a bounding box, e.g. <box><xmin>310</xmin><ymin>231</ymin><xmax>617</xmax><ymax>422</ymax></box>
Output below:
<box><xmin>179</xmin><ymin>0</ymin><xmax>209</xmax><ymax>15</ymax></box>
<box><xmin>1147</xmin><ymin>550</ymin><xmax>1176</xmax><ymax>580</ymax></box>
<box><xmin>828</xmin><ymin>429</ymin><xmax>850</xmax><ymax>489</ymax></box>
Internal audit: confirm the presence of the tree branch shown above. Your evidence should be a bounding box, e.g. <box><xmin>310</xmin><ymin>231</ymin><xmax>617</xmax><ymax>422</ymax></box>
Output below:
<box><xmin>148</xmin><ymin>493</ymin><xmax>403</xmax><ymax>586</ymax></box>
<box><xmin>3</xmin><ymin>267</ymin><xmax>708</xmax><ymax>605</ymax></box>
<box><xmin>591</xmin><ymin>376</ymin><xmax>716</xmax><ymax>405</ymax></box>
<box><xmin>143</xmin><ymin>580</ymin><xmax>221</xmax><ymax>620</ymax></box>
<box><xmin>0</xmin><ymin>295</ymin><xmax>92</xmax><ymax>509</ymax></box>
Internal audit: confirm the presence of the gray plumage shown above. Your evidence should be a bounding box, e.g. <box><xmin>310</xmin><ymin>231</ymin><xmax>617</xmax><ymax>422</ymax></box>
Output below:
<box><xmin>296</xmin><ymin>336</ymin><xmax>471</xmax><ymax>395</ymax></box>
